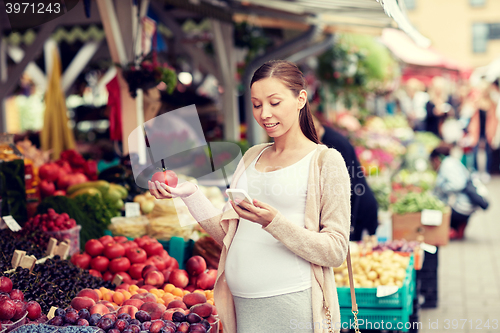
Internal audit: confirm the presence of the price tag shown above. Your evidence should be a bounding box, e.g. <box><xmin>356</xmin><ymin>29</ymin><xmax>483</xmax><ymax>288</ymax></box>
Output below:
<box><xmin>125</xmin><ymin>202</ymin><xmax>141</xmax><ymax>217</ymax></box>
<box><xmin>0</xmin><ymin>216</ymin><xmax>22</xmax><ymax>232</ymax></box>
<box><xmin>376</xmin><ymin>285</ymin><xmax>399</xmax><ymax>298</ymax></box>
<box><xmin>420</xmin><ymin>242</ymin><xmax>437</xmax><ymax>254</ymax></box>
<box><xmin>421</xmin><ymin>209</ymin><xmax>443</xmax><ymax>226</ymax></box>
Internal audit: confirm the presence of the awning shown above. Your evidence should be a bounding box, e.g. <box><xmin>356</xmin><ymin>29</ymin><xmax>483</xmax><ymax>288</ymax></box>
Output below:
<box><xmin>381</xmin><ymin>28</ymin><xmax>462</xmax><ymax>70</ymax></box>
<box><xmin>230</xmin><ymin>0</ymin><xmax>430</xmax><ymax>46</ymax></box>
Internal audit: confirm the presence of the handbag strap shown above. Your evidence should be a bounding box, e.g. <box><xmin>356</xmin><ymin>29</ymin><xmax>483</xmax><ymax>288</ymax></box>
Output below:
<box><xmin>346</xmin><ymin>246</ymin><xmax>359</xmax><ymax>314</ymax></box>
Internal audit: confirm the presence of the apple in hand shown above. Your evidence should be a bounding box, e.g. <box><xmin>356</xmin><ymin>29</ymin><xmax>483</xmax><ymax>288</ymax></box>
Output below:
<box><xmin>151</xmin><ymin>170</ymin><xmax>178</xmax><ymax>188</ymax></box>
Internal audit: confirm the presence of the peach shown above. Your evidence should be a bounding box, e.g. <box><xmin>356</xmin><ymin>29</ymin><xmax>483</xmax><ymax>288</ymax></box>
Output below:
<box><xmin>166</xmin><ymin>299</ymin><xmax>187</xmax><ymax>310</ymax></box>
<box><xmin>141</xmin><ymin>265</ymin><xmax>159</xmax><ymax>279</ymax></box>
<box><xmin>141</xmin><ymin>285</ymin><xmax>155</xmax><ymax>291</ymax></box>
<box><xmin>90</xmin><ymin>303</ymin><xmax>110</xmax><ymax>315</ymax></box>
<box><xmin>117</xmin><ymin>305</ymin><xmax>138</xmax><ymax>319</ymax></box>
<box><xmin>122</xmin><ymin>299</ymin><xmax>144</xmax><ymax>308</ymax></box>
<box><xmin>186</xmin><ymin>256</ymin><xmax>207</xmax><ymax>276</ymax></box>
<box><xmin>144</xmin><ymin>271</ymin><xmax>165</xmax><ymax>287</ymax></box>
<box><xmin>96</xmin><ymin>300</ymin><xmax>116</xmax><ymax>312</ymax></box>
<box><xmin>196</xmin><ymin>271</ymin><xmax>216</xmax><ymax>290</ymax></box>
<box><xmin>161</xmin><ymin>308</ymin><xmax>187</xmax><ymax>321</ymax></box>
<box><xmin>149</xmin><ymin>319</ymin><xmax>166</xmax><ymax>333</ymax></box>
<box><xmin>115</xmin><ymin>283</ymin><xmax>131</xmax><ymax>291</ymax></box>
<box><xmin>206</xmin><ymin>314</ymin><xmax>218</xmax><ymax>324</ymax></box>
<box><xmin>76</xmin><ymin>289</ymin><xmax>100</xmax><ymax>303</ymax></box>
<box><xmin>190</xmin><ymin>302</ymin><xmax>213</xmax><ymax>318</ymax></box>
<box><xmin>183</xmin><ymin>293</ymin><xmax>206</xmax><ymax>308</ymax></box>
<box><xmin>131</xmin><ymin>292</ymin><xmax>156</xmax><ymax>303</ymax></box>
<box><xmin>184</xmin><ymin>285</ymin><xmax>196</xmax><ymax>293</ymax></box>
<box><xmin>139</xmin><ymin>302</ymin><xmax>166</xmax><ymax>320</ymax></box>
<box><xmin>169</xmin><ymin>269</ymin><xmax>189</xmax><ymax>289</ymax></box>
<box><xmin>70</xmin><ymin>296</ymin><xmax>95</xmax><ymax>311</ymax></box>
<box><xmin>161</xmin><ymin>269</ymin><xmax>172</xmax><ymax>283</ymax></box>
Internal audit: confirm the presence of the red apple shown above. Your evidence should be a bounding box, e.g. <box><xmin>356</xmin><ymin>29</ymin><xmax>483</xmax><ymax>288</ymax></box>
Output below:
<box><xmin>144</xmin><ymin>271</ymin><xmax>165</xmax><ymax>287</ymax></box>
<box><xmin>39</xmin><ymin>163</ymin><xmax>60</xmax><ymax>182</ymax></box>
<box><xmin>39</xmin><ymin>180</ymin><xmax>55</xmax><ymax>197</ymax></box>
<box><xmin>151</xmin><ymin>170</ymin><xmax>178</xmax><ymax>188</ymax></box>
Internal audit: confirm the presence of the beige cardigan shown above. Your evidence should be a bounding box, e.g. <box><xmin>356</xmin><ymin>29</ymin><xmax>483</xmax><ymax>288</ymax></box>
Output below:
<box><xmin>182</xmin><ymin>143</ymin><xmax>351</xmax><ymax>333</ymax></box>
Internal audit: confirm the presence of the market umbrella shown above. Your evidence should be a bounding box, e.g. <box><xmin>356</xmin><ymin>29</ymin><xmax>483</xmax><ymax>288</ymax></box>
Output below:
<box><xmin>40</xmin><ymin>48</ymin><xmax>75</xmax><ymax>160</ymax></box>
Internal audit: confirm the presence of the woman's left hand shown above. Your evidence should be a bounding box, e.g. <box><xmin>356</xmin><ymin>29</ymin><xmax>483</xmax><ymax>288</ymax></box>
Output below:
<box><xmin>230</xmin><ymin>199</ymin><xmax>278</xmax><ymax>227</ymax></box>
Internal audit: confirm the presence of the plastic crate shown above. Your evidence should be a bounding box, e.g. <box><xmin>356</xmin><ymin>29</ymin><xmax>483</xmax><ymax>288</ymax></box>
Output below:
<box><xmin>337</xmin><ymin>255</ymin><xmax>416</xmax><ymax>310</ymax></box>
<box><xmin>340</xmin><ymin>308</ymin><xmax>417</xmax><ymax>333</ymax></box>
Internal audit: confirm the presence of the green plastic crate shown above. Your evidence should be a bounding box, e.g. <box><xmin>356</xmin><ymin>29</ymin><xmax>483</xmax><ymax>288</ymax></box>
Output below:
<box><xmin>339</xmin><ymin>308</ymin><xmax>418</xmax><ymax>333</ymax></box>
<box><xmin>337</xmin><ymin>254</ymin><xmax>416</xmax><ymax>311</ymax></box>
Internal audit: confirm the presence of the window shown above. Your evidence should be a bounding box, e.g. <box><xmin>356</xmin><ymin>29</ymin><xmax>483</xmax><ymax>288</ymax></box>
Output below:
<box><xmin>489</xmin><ymin>23</ymin><xmax>500</xmax><ymax>39</ymax></box>
<box><xmin>403</xmin><ymin>0</ymin><xmax>416</xmax><ymax>10</ymax></box>
<box><xmin>470</xmin><ymin>0</ymin><xmax>486</xmax><ymax>6</ymax></box>
<box><xmin>472</xmin><ymin>23</ymin><xmax>488</xmax><ymax>53</ymax></box>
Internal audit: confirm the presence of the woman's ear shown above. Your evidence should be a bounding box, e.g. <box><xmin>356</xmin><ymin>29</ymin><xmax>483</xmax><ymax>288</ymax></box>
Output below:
<box><xmin>298</xmin><ymin>89</ymin><xmax>307</xmax><ymax>110</ymax></box>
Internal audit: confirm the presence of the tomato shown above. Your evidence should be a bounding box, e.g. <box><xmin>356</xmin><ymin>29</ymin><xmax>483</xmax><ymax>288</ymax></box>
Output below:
<box><xmin>109</xmin><ymin>257</ymin><xmax>131</xmax><ymax>273</ymax></box>
<box><xmin>128</xmin><ymin>263</ymin><xmax>146</xmax><ymax>280</ymax></box>
<box><xmin>85</xmin><ymin>239</ymin><xmax>105</xmax><ymax>257</ymax></box>
<box><xmin>151</xmin><ymin>170</ymin><xmax>178</xmax><ymax>188</ymax></box>
<box><xmin>158</xmin><ymin>249</ymin><xmax>171</xmax><ymax>261</ymax></box>
<box><xmin>90</xmin><ymin>256</ymin><xmax>110</xmax><ymax>272</ymax></box>
<box><xmin>113</xmin><ymin>272</ymin><xmax>132</xmax><ymax>284</ymax></box>
<box><xmin>122</xmin><ymin>241</ymin><xmax>138</xmax><ymax>252</ymax></box>
<box><xmin>99</xmin><ymin>235</ymin><xmax>115</xmax><ymax>246</ymax></box>
<box><xmin>126</xmin><ymin>248</ymin><xmax>147</xmax><ymax>264</ymax></box>
<box><xmin>166</xmin><ymin>258</ymin><xmax>179</xmax><ymax>271</ymax></box>
<box><xmin>103</xmin><ymin>243</ymin><xmax>125</xmax><ymax>260</ymax></box>
<box><xmin>103</xmin><ymin>271</ymin><xmax>114</xmax><ymax>281</ymax></box>
<box><xmin>88</xmin><ymin>270</ymin><xmax>102</xmax><ymax>278</ymax></box>
<box><xmin>143</xmin><ymin>241</ymin><xmax>164</xmax><ymax>257</ymax></box>
<box><xmin>113</xmin><ymin>236</ymin><xmax>129</xmax><ymax>243</ymax></box>
<box><xmin>134</xmin><ymin>235</ymin><xmax>157</xmax><ymax>248</ymax></box>
<box><xmin>71</xmin><ymin>252</ymin><xmax>91</xmax><ymax>269</ymax></box>
<box><xmin>144</xmin><ymin>255</ymin><xmax>167</xmax><ymax>271</ymax></box>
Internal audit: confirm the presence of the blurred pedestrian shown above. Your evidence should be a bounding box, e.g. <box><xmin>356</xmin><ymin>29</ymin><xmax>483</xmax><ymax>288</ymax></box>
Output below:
<box><xmin>425</xmin><ymin>77</ymin><xmax>453</xmax><ymax>138</ymax></box>
<box><xmin>430</xmin><ymin>146</ymin><xmax>475</xmax><ymax>240</ymax></box>
<box><xmin>466</xmin><ymin>81</ymin><xmax>499</xmax><ymax>182</ymax></box>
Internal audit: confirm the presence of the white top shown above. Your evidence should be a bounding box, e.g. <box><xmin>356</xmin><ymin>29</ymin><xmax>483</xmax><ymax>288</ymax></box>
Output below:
<box><xmin>225</xmin><ymin>146</ymin><xmax>314</xmax><ymax>298</ymax></box>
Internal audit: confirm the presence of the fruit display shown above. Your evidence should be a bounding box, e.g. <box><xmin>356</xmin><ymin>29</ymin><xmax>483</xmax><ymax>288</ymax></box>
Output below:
<box><xmin>0</xmin><ymin>277</ymin><xmax>44</xmax><ymax>325</ymax></box>
<box><xmin>146</xmin><ymin>198</ymin><xmax>196</xmax><ymax>241</ymax></box>
<box><xmin>67</xmin><ymin>180</ymin><xmax>127</xmax><ymax>212</ymax></box>
<box><xmin>1</xmin><ymin>256</ymin><xmax>114</xmax><ymax>315</ymax></box>
<box><xmin>192</xmin><ymin>237</ymin><xmax>222</xmax><ymax>270</ymax></box>
<box><xmin>23</xmin><ymin>209</ymin><xmax>77</xmax><ymax>233</ymax></box>
<box><xmin>334</xmin><ymin>250</ymin><xmax>411</xmax><ymax>288</ymax></box>
<box><xmin>391</xmin><ymin>191</ymin><xmax>446</xmax><ymax>215</ymax></box>
<box><xmin>392</xmin><ymin>169</ymin><xmax>437</xmax><ymax>191</ymax></box>
<box><xmin>37</xmin><ymin>149</ymin><xmax>98</xmax><ymax>198</ymax></box>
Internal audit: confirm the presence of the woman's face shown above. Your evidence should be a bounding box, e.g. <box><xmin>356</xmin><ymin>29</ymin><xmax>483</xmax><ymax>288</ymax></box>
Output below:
<box><xmin>251</xmin><ymin>77</ymin><xmax>306</xmax><ymax>139</ymax></box>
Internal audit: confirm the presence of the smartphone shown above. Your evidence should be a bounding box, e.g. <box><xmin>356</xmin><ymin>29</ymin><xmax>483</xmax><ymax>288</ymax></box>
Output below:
<box><xmin>226</xmin><ymin>189</ymin><xmax>254</xmax><ymax>206</ymax></box>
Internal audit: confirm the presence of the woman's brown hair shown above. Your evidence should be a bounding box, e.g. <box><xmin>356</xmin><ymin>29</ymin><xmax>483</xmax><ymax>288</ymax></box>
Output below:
<box><xmin>250</xmin><ymin>60</ymin><xmax>320</xmax><ymax>144</ymax></box>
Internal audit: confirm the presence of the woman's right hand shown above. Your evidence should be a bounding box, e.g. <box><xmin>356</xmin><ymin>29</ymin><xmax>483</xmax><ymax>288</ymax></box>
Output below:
<box><xmin>148</xmin><ymin>180</ymin><xmax>197</xmax><ymax>199</ymax></box>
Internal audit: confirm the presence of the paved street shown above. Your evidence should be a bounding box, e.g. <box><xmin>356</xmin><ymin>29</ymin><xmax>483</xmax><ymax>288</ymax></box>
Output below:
<box><xmin>419</xmin><ymin>176</ymin><xmax>500</xmax><ymax>333</ymax></box>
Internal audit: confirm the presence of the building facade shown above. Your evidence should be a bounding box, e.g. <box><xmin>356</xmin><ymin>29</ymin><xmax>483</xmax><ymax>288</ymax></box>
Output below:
<box><xmin>404</xmin><ymin>0</ymin><xmax>500</xmax><ymax>68</ymax></box>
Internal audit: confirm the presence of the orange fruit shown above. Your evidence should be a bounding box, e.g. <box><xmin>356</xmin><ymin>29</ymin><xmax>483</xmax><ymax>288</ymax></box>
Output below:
<box><xmin>94</xmin><ymin>289</ymin><xmax>103</xmax><ymax>300</ymax></box>
<box><xmin>137</xmin><ymin>288</ymin><xmax>148</xmax><ymax>294</ymax></box>
<box><xmin>121</xmin><ymin>290</ymin><xmax>132</xmax><ymax>300</ymax></box>
<box><xmin>163</xmin><ymin>284</ymin><xmax>175</xmax><ymax>293</ymax></box>
<box><xmin>129</xmin><ymin>285</ymin><xmax>139</xmax><ymax>293</ymax></box>
<box><xmin>112</xmin><ymin>292</ymin><xmax>125</xmax><ymax>305</ymax></box>
<box><xmin>172</xmin><ymin>288</ymin><xmax>184</xmax><ymax>297</ymax></box>
<box><xmin>103</xmin><ymin>292</ymin><xmax>114</xmax><ymax>302</ymax></box>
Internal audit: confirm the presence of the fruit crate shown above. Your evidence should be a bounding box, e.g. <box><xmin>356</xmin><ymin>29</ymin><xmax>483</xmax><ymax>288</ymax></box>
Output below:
<box><xmin>340</xmin><ymin>308</ymin><xmax>417</xmax><ymax>332</ymax></box>
<box><xmin>337</xmin><ymin>254</ymin><xmax>416</xmax><ymax>311</ymax></box>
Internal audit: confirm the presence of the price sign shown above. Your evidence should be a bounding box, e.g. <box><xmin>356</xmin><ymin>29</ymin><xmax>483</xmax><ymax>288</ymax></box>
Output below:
<box><xmin>376</xmin><ymin>286</ymin><xmax>399</xmax><ymax>298</ymax></box>
<box><xmin>420</xmin><ymin>242</ymin><xmax>437</xmax><ymax>254</ymax></box>
<box><xmin>125</xmin><ymin>202</ymin><xmax>141</xmax><ymax>218</ymax></box>
<box><xmin>421</xmin><ymin>209</ymin><xmax>443</xmax><ymax>226</ymax></box>
<box><xmin>0</xmin><ymin>216</ymin><xmax>22</xmax><ymax>232</ymax></box>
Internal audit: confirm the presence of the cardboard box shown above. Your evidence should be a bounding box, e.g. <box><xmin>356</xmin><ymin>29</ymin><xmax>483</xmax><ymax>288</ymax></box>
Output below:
<box><xmin>392</xmin><ymin>208</ymin><xmax>451</xmax><ymax>246</ymax></box>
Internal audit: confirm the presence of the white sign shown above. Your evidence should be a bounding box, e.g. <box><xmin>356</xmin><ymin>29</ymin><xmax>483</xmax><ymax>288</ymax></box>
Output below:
<box><xmin>125</xmin><ymin>202</ymin><xmax>141</xmax><ymax>218</ymax></box>
<box><xmin>0</xmin><ymin>216</ymin><xmax>21</xmax><ymax>232</ymax></box>
<box><xmin>420</xmin><ymin>242</ymin><xmax>437</xmax><ymax>254</ymax></box>
<box><xmin>376</xmin><ymin>285</ymin><xmax>399</xmax><ymax>298</ymax></box>
<box><xmin>421</xmin><ymin>209</ymin><xmax>443</xmax><ymax>226</ymax></box>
